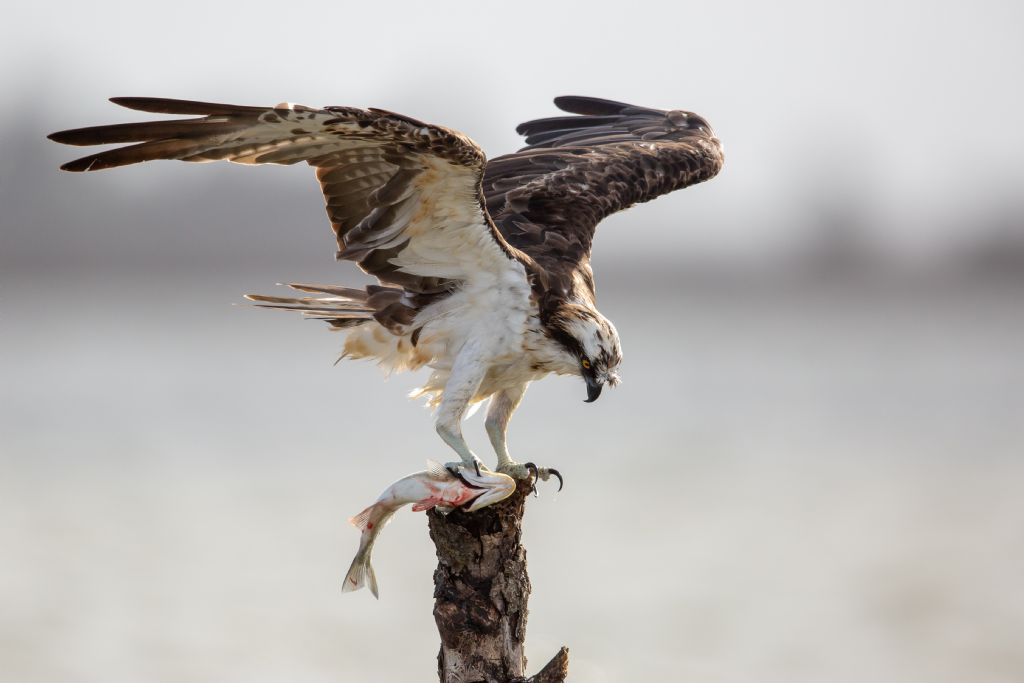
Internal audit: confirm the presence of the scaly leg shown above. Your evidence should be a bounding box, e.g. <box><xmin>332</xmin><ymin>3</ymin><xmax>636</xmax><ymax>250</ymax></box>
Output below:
<box><xmin>435</xmin><ymin>340</ymin><xmax>488</xmax><ymax>472</ymax></box>
<box><xmin>485</xmin><ymin>383</ymin><xmax>527</xmax><ymax>472</ymax></box>
<box><xmin>486</xmin><ymin>383</ymin><xmax>562</xmax><ymax>489</ymax></box>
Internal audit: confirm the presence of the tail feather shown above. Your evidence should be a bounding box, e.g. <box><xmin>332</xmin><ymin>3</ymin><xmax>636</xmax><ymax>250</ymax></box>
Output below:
<box><xmin>286</xmin><ymin>283</ymin><xmax>371</xmax><ymax>299</ymax></box>
<box><xmin>244</xmin><ymin>283</ymin><xmax>374</xmax><ymax>329</ymax></box>
<box><xmin>245</xmin><ymin>282</ymin><xmax>431</xmax><ymax>368</ymax></box>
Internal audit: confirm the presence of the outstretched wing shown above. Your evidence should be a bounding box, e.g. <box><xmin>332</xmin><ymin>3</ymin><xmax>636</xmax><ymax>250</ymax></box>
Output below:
<box><xmin>50</xmin><ymin>97</ymin><xmax>521</xmax><ymax>295</ymax></box>
<box><xmin>483</xmin><ymin>96</ymin><xmax>724</xmax><ymax>288</ymax></box>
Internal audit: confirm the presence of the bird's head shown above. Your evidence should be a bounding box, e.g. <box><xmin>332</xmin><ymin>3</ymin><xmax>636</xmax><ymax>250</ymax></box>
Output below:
<box><xmin>546</xmin><ymin>303</ymin><xmax>622</xmax><ymax>402</ymax></box>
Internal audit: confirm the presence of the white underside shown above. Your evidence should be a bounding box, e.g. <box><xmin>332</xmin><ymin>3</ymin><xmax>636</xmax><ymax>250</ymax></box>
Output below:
<box><xmin>339</xmin><ymin>221</ymin><xmax>562</xmax><ymax>410</ymax></box>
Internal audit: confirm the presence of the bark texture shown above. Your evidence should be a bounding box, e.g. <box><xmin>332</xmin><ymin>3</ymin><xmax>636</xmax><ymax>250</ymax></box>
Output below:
<box><xmin>428</xmin><ymin>480</ymin><xmax>568</xmax><ymax>683</ymax></box>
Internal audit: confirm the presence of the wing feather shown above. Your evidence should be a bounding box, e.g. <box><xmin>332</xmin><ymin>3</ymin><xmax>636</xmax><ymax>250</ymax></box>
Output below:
<box><xmin>484</xmin><ymin>96</ymin><xmax>724</xmax><ymax>288</ymax></box>
<box><xmin>50</xmin><ymin>98</ymin><xmax>521</xmax><ymax>296</ymax></box>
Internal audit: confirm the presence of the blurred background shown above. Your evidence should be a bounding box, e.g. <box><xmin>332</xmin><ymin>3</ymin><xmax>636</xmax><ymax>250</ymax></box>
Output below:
<box><xmin>2</xmin><ymin>1</ymin><xmax>1022</xmax><ymax>682</ymax></box>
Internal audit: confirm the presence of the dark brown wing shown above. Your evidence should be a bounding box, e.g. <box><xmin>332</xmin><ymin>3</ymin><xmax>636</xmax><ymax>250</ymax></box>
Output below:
<box><xmin>50</xmin><ymin>97</ymin><xmax>521</xmax><ymax>297</ymax></box>
<box><xmin>483</xmin><ymin>96</ymin><xmax>724</xmax><ymax>292</ymax></box>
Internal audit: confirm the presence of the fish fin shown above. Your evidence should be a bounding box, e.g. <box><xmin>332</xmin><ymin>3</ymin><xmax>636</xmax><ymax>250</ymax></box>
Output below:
<box><xmin>367</xmin><ymin>562</ymin><xmax>379</xmax><ymax>599</ymax></box>
<box><xmin>342</xmin><ymin>551</ymin><xmax>369</xmax><ymax>594</ymax></box>
<box><xmin>425</xmin><ymin>459</ymin><xmax>452</xmax><ymax>481</ymax></box>
<box><xmin>411</xmin><ymin>499</ymin><xmax>435</xmax><ymax>512</ymax></box>
<box><xmin>348</xmin><ymin>505</ymin><xmax>374</xmax><ymax>531</ymax></box>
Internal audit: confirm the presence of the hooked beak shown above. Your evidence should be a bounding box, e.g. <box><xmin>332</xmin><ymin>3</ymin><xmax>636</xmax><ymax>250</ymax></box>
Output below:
<box><xmin>584</xmin><ymin>376</ymin><xmax>603</xmax><ymax>403</ymax></box>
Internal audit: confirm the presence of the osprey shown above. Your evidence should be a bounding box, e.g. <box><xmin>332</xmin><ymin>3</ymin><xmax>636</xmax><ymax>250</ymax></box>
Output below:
<box><xmin>50</xmin><ymin>96</ymin><xmax>723</xmax><ymax>481</ymax></box>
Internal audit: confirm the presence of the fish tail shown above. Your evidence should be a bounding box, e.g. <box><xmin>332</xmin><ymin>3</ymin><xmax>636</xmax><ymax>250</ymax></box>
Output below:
<box><xmin>366</xmin><ymin>561</ymin><xmax>379</xmax><ymax>599</ymax></box>
<box><xmin>342</xmin><ymin>546</ymin><xmax>379</xmax><ymax>599</ymax></box>
<box><xmin>343</xmin><ymin>502</ymin><xmax>391</xmax><ymax>599</ymax></box>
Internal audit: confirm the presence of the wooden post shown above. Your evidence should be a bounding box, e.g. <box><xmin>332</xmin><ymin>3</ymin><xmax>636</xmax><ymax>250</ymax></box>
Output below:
<box><xmin>427</xmin><ymin>480</ymin><xmax>569</xmax><ymax>683</ymax></box>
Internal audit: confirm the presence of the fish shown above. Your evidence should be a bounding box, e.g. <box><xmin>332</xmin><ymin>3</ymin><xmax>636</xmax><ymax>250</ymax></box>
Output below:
<box><xmin>342</xmin><ymin>461</ymin><xmax>518</xmax><ymax>598</ymax></box>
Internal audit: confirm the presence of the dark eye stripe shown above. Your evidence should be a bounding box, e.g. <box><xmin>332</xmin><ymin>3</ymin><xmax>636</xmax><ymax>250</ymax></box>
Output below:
<box><xmin>549</xmin><ymin>326</ymin><xmax>585</xmax><ymax>360</ymax></box>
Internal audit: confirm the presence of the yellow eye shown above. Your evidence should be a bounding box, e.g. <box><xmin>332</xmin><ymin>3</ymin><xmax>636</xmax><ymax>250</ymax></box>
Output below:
<box><xmin>581</xmin><ymin>359</ymin><xmax>591</xmax><ymax>369</ymax></box>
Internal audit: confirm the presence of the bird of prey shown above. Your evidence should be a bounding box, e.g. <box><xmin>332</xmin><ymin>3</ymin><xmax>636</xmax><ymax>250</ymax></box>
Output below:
<box><xmin>49</xmin><ymin>95</ymin><xmax>724</xmax><ymax>480</ymax></box>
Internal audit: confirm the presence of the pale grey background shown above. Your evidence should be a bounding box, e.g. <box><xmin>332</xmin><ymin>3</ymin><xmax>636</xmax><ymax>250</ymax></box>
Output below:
<box><xmin>2</xmin><ymin>1</ymin><xmax>1022</xmax><ymax>682</ymax></box>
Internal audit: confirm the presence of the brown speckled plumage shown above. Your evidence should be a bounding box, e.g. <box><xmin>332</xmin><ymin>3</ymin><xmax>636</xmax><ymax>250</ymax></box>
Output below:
<box><xmin>484</xmin><ymin>96</ymin><xmax>723</xmax><ymax>329</ymax></box>
<box><xmin>49</xmin><ymin>95</ymin><xmax>722</xmax><ymax>373</ymax></box>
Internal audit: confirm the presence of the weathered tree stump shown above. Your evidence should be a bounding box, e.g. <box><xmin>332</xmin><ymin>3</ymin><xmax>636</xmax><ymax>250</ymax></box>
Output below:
<box><xmin>427</xmin><ymin>480</ymin><xmax>569</xmax><ymax>683</ymax></box>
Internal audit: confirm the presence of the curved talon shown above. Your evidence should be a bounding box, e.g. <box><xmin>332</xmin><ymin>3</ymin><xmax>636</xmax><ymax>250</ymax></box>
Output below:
<box><xmin>548</xmin><ymin>468</ymin><xmax>564</xmax><ymax>492</ymax></box>
<box><xmin>523</xmin><ymin>462</ymin><xmax>540</xmax><ymax>496</ymax></box>
<box><xmin>448</xmin><ymin>459</ymin><xmax>484</xmax><ymax>479</ymax></box>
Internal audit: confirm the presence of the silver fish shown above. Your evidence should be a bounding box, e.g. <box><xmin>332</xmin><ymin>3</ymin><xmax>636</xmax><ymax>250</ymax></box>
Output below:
<box><xmin>343</xmin><ymin>461</ymin><xmax>517</xmax><ymax>598</ymax></box>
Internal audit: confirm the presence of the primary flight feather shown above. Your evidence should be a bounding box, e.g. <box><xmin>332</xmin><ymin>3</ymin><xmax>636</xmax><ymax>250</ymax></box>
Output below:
<box><xmin>50</xmin><ymin>95</ymin><xmax>724</xmax><ymax>480</ymax></box>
